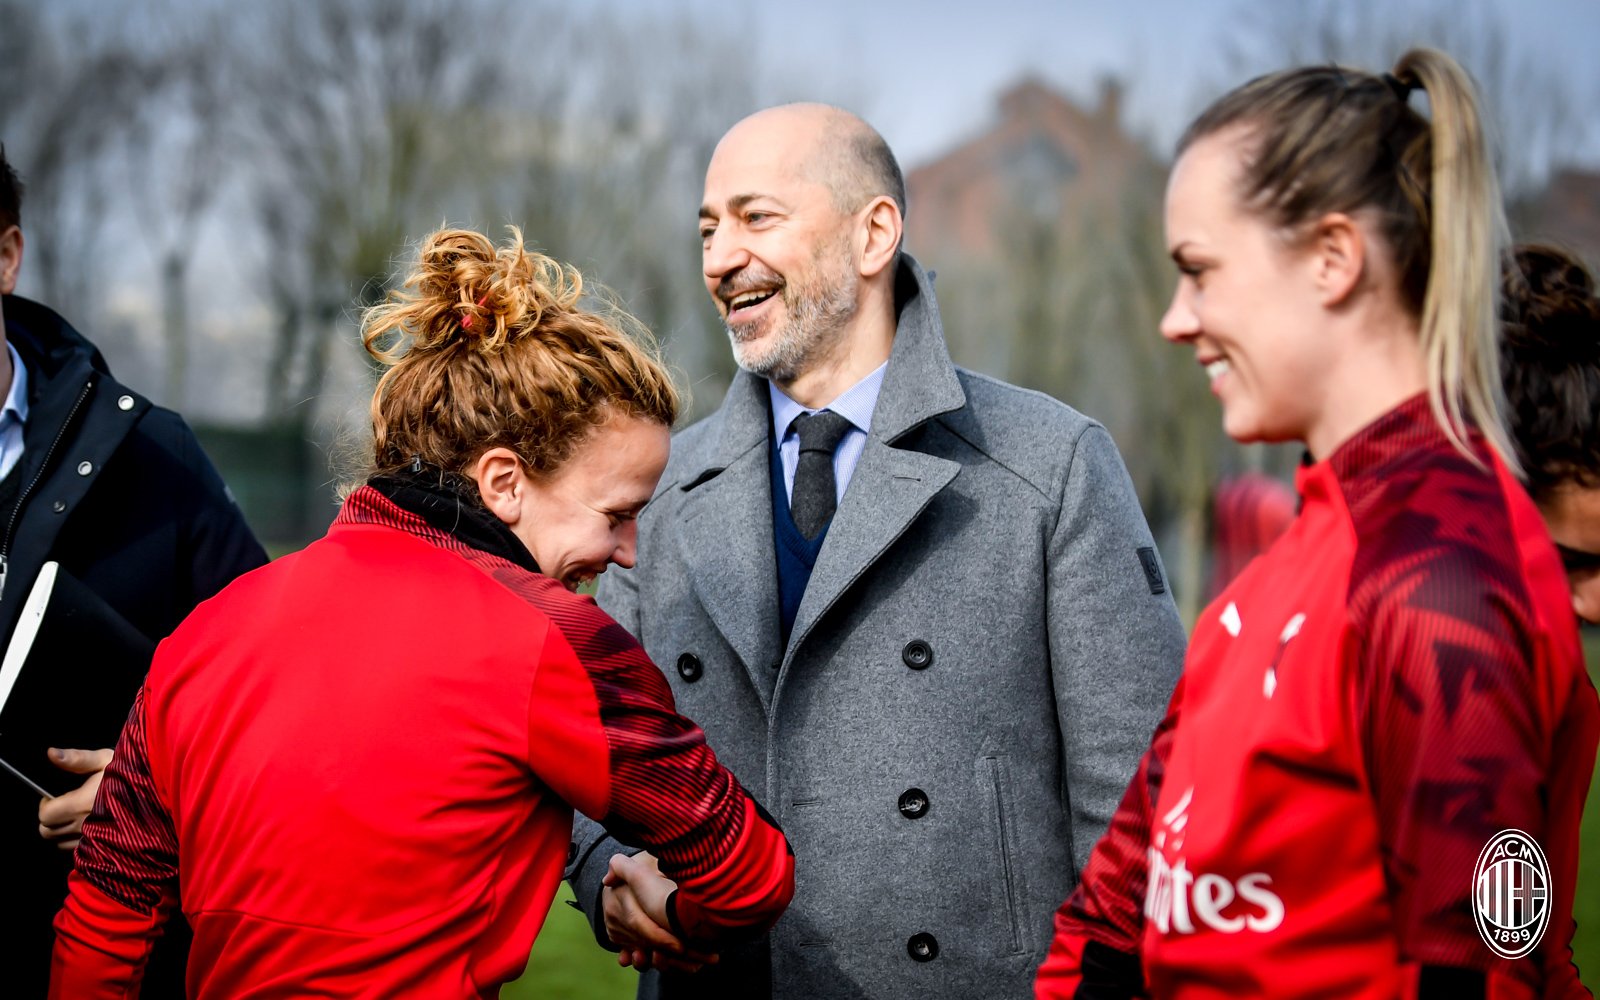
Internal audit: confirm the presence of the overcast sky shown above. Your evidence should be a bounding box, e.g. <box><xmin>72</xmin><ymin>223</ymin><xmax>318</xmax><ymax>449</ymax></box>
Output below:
<box><xmin>596</xmin><ymin>0</ymin><xmax>1600</xmax><ymax>174</ymax></box>
<box><xmin>18</xmin><ymin>0</ymin><xmax>1600</xmax><ymax>424</ymax></box>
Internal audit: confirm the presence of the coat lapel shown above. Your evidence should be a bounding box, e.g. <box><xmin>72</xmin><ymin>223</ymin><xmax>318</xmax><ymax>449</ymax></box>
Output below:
<box><xmin>781</xmin><ymin>257</ymin><xmax>968</xmax><ymax>675</ymax></box>
<box><xmin>673</xmin><ymin>373</ymin><xmax>782</xmax><ymax>709</ymax></box>
<box><xmin>784</xmin><ymin>445</ymin><xmax>959</xmax><ymax>663</ymax></box>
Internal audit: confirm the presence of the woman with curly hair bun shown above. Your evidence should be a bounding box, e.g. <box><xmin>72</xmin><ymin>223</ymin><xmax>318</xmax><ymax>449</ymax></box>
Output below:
<box><xmin>1037</xmin><ymin>50</ymin><xmax>1598</xmax><ymax>999</ymax></box>
<box><xmin>50</xmin><ymin>228</ymin><xmax>795</xmax><ymax>997</ymax></box>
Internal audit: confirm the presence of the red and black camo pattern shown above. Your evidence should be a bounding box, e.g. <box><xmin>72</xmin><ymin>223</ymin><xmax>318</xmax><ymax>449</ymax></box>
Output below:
<box><xmin>1335</xmin><ymin>402</ymin><xmax>1562</xmax><ymax>976</ymax></box>
<box><xmin>81</xmin><ymin>486</ymin><xmax>779</xmax><ymax>912</ymax></box>
<box><xmin>337</xmin><ymin>486</ymin><xmax>758</xmax><ymax>885</ymax></box>
<box><xmin>75</xmin><ymin>689</ymin><xmax>177</xmax><ymax>914</ymax></box>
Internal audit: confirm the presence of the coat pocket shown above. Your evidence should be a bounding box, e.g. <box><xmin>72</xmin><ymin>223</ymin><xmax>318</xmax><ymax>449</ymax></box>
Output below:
<box><xmin>981</xmin><ymin>754</ymin><xmax>1029</xmax><ymax>956</ymax></box>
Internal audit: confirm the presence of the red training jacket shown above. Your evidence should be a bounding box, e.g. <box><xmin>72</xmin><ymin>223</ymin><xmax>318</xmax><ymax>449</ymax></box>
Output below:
<box><xmin>1037</xmin><ymin>396</ymin><xmax>1598</xmax><ymax>999</ymax></box>
<box><xmin>52</xmin><ymin>486</ymin><xmax>795</xmax><ymax>998</ymax></box>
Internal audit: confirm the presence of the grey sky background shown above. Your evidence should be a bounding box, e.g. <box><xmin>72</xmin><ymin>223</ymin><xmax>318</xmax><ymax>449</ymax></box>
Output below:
<box><xmin>14</xmin><ymin>0</ymin><xmax>1599</xmax><ymax>426</ymax></box>
<box><xmin>594</xmin><ymin>0</ymin><xmax>1600</xmax><ymax>173</ymax></box>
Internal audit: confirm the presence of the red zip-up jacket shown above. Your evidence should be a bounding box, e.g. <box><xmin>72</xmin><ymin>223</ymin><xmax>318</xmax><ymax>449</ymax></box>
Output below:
<box><xmin>51</xmin><ymin>486</ymin><xmax>795</xmax><ymax>998</ymax></box>
<box><xmin>1037</xmin><ymin>397</ymin><xmax>1598</xmax><ymax>999</ymax></box>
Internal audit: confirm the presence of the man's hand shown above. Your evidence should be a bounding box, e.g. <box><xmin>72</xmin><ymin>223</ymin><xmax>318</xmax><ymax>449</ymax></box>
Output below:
<box><xmin>38</xmin><ymin>747</ymin><xmax>114</xmax><ymax>851</ymax></box>
<box><xmin>602</xmin><ymin>851</ymin><xmax>717</xmax><ymax>973</ymax></box>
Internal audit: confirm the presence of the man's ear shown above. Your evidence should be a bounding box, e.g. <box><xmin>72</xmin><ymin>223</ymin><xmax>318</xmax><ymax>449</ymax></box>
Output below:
<box><xmin>1309</xmin><ymin>212</ymin><xmax>1366</xmax><ymax>308</ymax></box>
<box><xmin>473</xmin><ymin>447</ymin><xmax>526</xmax><ymax>526</ymax></box>
<box><xmin>857</xmin><ymin>196</ymin><xmax>902</xmax><ymax>280</ymax></box>
<box><xmin>0</xmin><ymin>225</ymin><xmax>23</xmax><ymax>295</ymax></box>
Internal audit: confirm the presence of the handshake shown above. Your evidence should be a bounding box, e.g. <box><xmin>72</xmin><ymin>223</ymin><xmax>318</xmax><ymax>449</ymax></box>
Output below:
<box><xmin>602</xmin><ymin>851</ymin><xmax>719</xmax><ymax>974</ymax></box>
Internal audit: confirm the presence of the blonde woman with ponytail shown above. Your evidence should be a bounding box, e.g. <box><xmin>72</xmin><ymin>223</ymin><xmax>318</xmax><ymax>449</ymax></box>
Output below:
<box><xmin>1038</xmin><ymin>50</ymin><xmax>1598</xmax><ymax>999</ymax></box>
<box><xmin>51</xmin><ymin>228</ymin><xmax>795</xmax><ymax>997</ymax></box>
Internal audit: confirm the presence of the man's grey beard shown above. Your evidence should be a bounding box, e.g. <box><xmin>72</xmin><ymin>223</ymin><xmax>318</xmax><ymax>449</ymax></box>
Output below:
<box><xmin>726</xmin><ymin>249</ymin><xmax>858</xmax><ymax>383</ymax></box>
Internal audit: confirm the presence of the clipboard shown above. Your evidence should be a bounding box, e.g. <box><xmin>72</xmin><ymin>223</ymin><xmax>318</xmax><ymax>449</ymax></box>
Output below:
<box><xmin>0</xmin><ymin>562</ymin><xmax>154</xmax><ymax>797</ymax></box>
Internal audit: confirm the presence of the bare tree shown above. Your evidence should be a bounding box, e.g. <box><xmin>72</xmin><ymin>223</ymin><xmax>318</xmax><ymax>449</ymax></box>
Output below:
<box><xmin>1218</xmin><ymin>0</ymin><xmax>1588</xmax><ymax>200</ymax></box>
<box><xmin>925</xmin><ymin>76</ymin><xmax>1296</xmax><ymax>617</ymax></box>
<box><xmin>988</xmin><ymin>163</ymin><xmax>1238</xmax><ymax>619</ymax></box>
<box><xmin>491</xmin><ymin>7</ymin><xmax>772</xmax><ymax>416</ymax></box>
<box><xmin>0</xmin><ymin>1</ymin><xmax>154</xmax><ymax>320</ymax></box>
<box><xmin>224</xmin><ymin>0</ymin><xmax>514</xmax><ymax>428</ymax></box>
<box><xmin>114</xmin><ymin>4</ymin><xmax>234</xmax><ymax>409</ymax></box>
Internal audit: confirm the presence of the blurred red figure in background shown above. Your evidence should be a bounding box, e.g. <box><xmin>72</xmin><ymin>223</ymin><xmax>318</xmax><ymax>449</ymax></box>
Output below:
<box><xmin>1205</xmin><ymin>472</ymin><xmax>1296</xmax><ymax>601</ymax></box>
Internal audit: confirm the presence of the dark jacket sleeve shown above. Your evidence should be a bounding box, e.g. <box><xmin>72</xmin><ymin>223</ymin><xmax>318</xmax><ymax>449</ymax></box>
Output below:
<box><xmin>49</xmin><ymin>405</ymin><xmax>269</xmax><ymax>646</ymax></box>
<box><xmin>167</xmin><ymin>410</ymin><xmax>270</xmax><ymax>603</ymax></box>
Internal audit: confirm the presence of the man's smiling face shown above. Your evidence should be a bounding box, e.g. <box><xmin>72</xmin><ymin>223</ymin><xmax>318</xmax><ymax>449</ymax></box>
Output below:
<box><xmin>698</xmin><ymin>111</ymin><xmax>859</xmax><ymax>383</ymax></box>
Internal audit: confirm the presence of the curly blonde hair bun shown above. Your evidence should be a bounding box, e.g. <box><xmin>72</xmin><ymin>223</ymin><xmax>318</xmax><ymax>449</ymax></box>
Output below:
<box><xmin>361</xmin><ymin>227</ymin><xmax>680</xmax><ymax>487</ymax></box>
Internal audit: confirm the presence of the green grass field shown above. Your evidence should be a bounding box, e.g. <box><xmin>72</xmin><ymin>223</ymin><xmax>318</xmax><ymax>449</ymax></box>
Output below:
<box><xmin>502</xmin><ymin>885</ymin><xmax>633</xmax><ymax>999</ymax></box>
<box><xmin>505</xmin><ymin>635</ymin><xmax>1600</xmax><ymax>997</ymax></box>
<box><xmin>1572</xmin><ymin>631</ymin><xmax>1600</xmax><ymax>985</ymax></box>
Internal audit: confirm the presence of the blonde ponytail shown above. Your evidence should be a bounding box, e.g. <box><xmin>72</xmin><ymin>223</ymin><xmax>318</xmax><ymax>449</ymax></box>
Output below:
<box><xmin>1177</xmin><ymin>47</ymin><xmax>1518</xmax><ymax>473</ymax></box>
<box><xmin>1395</xmin><ymin>49</ymin><xmax>1519</xmax><ymax>475</ymax></box>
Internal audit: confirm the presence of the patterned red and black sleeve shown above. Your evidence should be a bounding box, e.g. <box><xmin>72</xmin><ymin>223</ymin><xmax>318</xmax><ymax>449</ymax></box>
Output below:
<box><xmin>50</xmin><ymin>685</ymin><xmax>181</xmax><ymax>998</ymax></box>
<box><xmin>507</xmin><ymin>572</ymin><xmax>794</xmax><ymax>946</ymax></box>
<box><xmin>1035</xmin><ymin>679</ymin><xmax>1182</xmax><ymax>1000</ymax></box>
<box><xmin>1353</xmin><ymin>541</ymin><xmax>1552</xmax><ymax>997</ymax></box>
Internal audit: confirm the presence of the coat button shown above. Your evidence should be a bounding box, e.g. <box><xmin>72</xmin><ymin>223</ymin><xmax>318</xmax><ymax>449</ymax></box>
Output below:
<box><xmin>52</xmin><ymin>500</ymin><xmax>67</xmax><ymax>514</ymax></box>
<box><xmin>117</xmin><ymin>394</ymin><xmax>135</xmax><ymax>411</ymax></box>
<box><xmin>676</xmin><ymin>653</ymin><xmax>703</xmax><ymax>683</ymax></box>
<box><xmin>907</xmin><ymin>932</ymin><xmax>939</xmax><ymax>962</ymax></box>
<box><xmin>898</xmin><ymin>788</ymin><xmax>929</xmax><ymax>819</ymax></box>
<box><xmin>902</xmin><ymin>640</ymin><xmax>933</xmax><ymax>670</ymax></box>
<box><xmin>77</xmin><ymin>461</ymin><xmax>94</xmax><ymax>476</ymax></box>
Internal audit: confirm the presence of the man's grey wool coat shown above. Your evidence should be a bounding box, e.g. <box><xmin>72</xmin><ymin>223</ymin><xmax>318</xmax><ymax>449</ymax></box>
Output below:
<box><xmin>569</xmin><ymin>258</ymin><xmax>1186</xmax><ymax>999</ymax></box>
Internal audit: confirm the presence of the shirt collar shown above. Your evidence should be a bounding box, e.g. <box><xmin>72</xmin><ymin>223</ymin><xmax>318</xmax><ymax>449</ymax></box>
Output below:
<box><xmin>2</xmin><ymin>340</ymin><xmax>28</xmax><ymax>426</ymax></box>
<box><xmin>768</xmin><ymin>361</ymin><xmax>889</xmax><ymax>441</ymax></box>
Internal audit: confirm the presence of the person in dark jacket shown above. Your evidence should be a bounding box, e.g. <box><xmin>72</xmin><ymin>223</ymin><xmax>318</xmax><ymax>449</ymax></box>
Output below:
<box><xmin>0</xmin><ymin>144</ymin><xmax>268</xmax><ymax>997</ymax></box>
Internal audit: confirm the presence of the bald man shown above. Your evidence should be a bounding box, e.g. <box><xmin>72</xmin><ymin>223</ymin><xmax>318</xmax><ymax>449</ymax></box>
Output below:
<box><xmin>567</xmin><ymin>105</ymin><xmax>1185</xmax><ymax>999</ymax></box>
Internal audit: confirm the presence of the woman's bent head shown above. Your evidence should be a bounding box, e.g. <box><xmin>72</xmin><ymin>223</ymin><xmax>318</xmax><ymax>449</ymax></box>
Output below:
<box><xmin>1162</xmin><ymin>48</ymin><xmax>1515</xmax><ymax>470</ymax></box>
<box><xmin>362</xmin><ymin>227</ymin><xmax>680</xmax><ymax>587</ymax></box>
<box><xmin>1502</xmin><ymin>243</ymin><xmax>1600</xmax><ymax>621</ymax></box>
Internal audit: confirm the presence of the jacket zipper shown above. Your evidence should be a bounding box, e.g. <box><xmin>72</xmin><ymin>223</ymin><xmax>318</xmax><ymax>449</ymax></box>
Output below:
<box><xmin>1</xmin><ymin>377</ymin><xmax>94</xmax><ymax>600</ymax></box>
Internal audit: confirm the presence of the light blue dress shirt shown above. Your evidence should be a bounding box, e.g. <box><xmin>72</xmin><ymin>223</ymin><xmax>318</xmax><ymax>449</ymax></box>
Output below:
<box><xmin>768</xmin><ymin>361</ymin><xmax>888</xmax><ymax>506</ymax></box>
<box><xmin>0</xmin><ymin>340</ymin><xmax>29</xmax><ymax>482</ymax></box>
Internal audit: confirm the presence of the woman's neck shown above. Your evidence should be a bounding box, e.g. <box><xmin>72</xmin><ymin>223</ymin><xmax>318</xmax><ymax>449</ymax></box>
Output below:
<box><xmin>1305</xmin><ymin>311</ymin><xmax>1427</xmax><ymax>461</ymax></box>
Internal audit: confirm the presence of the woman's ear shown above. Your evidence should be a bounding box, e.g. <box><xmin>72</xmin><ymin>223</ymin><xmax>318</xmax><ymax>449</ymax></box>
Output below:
<box><xmin>473</xmin><ymin>447</ymin><xmax>525</xmax><ymax>526</ymax></box>
<box><xmin>1310</xmin><ymin>212</ymin><xmax>1367</xmax><ymax>308</ymax></box>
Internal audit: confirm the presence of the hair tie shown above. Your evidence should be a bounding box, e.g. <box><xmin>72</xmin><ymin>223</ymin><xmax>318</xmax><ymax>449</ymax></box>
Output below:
<box><xmin>460</xmin><ymin>295</ymin><xmax>490</xmax><ymax>331</ymax></box>
<box><xmin>1382</xmin><ymin>72</ymin><xmax>1413</xmax><ymax>103</ymax></box>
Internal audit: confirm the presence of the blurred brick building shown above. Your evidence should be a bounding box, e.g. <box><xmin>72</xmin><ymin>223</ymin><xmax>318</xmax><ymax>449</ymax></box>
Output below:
<box><xmin>1526</xmin><ymin>168</ymin><xmax>1600</xmax><ymax>268</ymax></box>
<box><xmin>903</xmin><ymin>77</ymin><xmax>1159</xmax><ymax>261</ymax></box>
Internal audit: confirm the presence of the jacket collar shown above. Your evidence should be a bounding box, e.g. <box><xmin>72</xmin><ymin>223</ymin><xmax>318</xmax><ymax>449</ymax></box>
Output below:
<box><xmin>365</xmin><ymin>470</ymin><xmax>540</xmax><ymax>573</ymax></box>
<box><xmin>686</xmin><ymin>253</ymin><xmax>966</xmax><ymax>486</ymax></box>
<box><xmin>3</xmin><ymin>294</ymin><xmax>112</xmax><ymax>386</ymax></box>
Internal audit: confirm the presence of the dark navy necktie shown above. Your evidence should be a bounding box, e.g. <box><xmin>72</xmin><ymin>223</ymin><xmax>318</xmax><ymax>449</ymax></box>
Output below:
<box><xmin>789</xmin><ymin>410</ymin><xmax>853</xmax><ymax>540</ymax></box>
